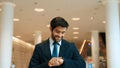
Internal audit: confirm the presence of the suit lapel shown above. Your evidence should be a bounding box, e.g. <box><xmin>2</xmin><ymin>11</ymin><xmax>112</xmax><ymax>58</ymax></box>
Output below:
<box><xmin>43</xmin><ymin>40</ymin><xmax>52</xmax><ymax>59</ymax></box>
<box><xmin>59</xmin><ymin>40</ymin><xmax>68</xmax><ymax>57</ymax></box>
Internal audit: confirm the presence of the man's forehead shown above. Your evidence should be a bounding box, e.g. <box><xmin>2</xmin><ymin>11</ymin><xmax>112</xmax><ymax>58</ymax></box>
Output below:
<box><xmin>54</xmin><ymin>26</ymin><xmax>67</xmax><ymax>31</ymax></box>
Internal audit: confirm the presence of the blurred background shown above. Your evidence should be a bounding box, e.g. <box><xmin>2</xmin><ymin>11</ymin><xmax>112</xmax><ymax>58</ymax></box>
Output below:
<box><xmin>0</xmin><ymin>0</ymin><xmax>110</xmax><ymax>68</ymax></box>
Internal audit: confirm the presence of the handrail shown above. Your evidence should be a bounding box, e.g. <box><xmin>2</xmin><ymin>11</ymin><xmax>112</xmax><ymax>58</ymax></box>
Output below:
<box><xmin>80</xmin><ymin>40</ymin><xmax>86</xmax><ymax>54</ymax></box>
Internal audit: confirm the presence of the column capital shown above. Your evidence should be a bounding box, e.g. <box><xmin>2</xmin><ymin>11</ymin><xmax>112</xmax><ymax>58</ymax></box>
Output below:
<box><xmin>0</xmin><ymin>1</ymin><xmax>16</xmax><ymax>7</ymax></box>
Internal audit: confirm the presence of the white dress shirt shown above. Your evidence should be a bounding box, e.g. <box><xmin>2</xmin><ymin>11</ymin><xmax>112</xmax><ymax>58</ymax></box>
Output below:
<box><xmin>49</xmin><ymin>37</ymin><xmax>61</xmax><ymax>57</ymax></box>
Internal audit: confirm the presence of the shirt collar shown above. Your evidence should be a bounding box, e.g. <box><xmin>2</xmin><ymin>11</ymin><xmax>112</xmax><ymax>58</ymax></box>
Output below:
<box><xmin>49</xmin><ymin>37</ymin><xmax>62</xmax><ymax>46</ymax></box>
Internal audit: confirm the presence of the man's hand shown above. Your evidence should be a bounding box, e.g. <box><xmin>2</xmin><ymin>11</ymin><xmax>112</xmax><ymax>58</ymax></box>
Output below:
<box><xmin>48</xmin><ymin>57</ymin><xmax>64</xmax><ymax>67</ymax></box>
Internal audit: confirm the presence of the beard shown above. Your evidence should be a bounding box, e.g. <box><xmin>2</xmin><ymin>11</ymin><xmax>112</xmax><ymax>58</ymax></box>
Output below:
<box><xmin>51</xmin><ymin>33</ymin><xmax>63</xmax><ymax>42</ymax></box>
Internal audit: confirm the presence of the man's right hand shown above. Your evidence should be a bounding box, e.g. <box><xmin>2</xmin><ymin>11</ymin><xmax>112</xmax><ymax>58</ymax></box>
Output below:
<box><xmin>48</xmin><ymin>57</ymin><xmax>64</xmax><ymax>67</ymax></box>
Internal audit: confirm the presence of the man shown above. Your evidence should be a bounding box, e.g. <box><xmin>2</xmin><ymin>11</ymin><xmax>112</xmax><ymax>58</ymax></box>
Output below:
<box><xmin>29</xmin><ymin>17</ymin><xmax>86</xmax><ymax>68</ymax></box>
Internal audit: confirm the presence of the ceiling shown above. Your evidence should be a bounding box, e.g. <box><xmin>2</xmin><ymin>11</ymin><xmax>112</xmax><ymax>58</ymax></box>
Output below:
<box><xmin>2</xmin><ymin>0</ymin><xmax>106</xmax><ymax>47</ymax></box>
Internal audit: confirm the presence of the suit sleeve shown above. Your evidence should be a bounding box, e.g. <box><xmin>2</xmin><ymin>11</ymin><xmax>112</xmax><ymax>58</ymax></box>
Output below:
<box><xmin>28</xmin><ymin>45</ymin><xmax>49</xmax><ymax>68</ymax></box>
<box><xmin>63</xmin><ymin>43</ymin><xmax>86</xmax><ymax>68</ymax></box>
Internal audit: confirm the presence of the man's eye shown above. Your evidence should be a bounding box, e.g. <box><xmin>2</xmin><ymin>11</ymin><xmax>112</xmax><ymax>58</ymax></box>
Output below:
<box><xmin>62</xmin><ymin>32</ymin><xmax>65</xmax><ymax>34</ymax></box>
<box><xmin>56</xmin><ymin>31</ymin><xmax>60</xmax><ymax>33</ymax></box>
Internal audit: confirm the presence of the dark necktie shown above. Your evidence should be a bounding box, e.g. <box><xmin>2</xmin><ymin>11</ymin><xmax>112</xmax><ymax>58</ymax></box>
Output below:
<box><xmin>52</xmin><ymin>42</ymin><xmax>59</xmax><ymax>57</ymax></box>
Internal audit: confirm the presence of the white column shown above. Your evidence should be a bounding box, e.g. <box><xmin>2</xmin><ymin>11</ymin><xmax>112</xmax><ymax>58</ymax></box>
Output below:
<box><xmin>0</xmin><ymin>2</ymin><xmax>14</xmax><ymax>68</ymax></box>
<box><xmin>34</xmin><ymin>31</ymin><xmax>42</xmax><ymax>45</ymax></box>
<box><xmin>91</xmin><ymin>31</ymin><xmax>99</xmax><ymax>68</ymax></box>
<box><xmin>105</xmin><ymin>0</ymin><xmax>120</xmax><ymax>68</ymax></box>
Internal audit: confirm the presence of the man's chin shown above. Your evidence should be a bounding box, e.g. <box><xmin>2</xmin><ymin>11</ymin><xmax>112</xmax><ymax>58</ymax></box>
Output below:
<box><xmin>56</xmin><ymin>39</ymin><xmax>61</xmax><ymax>42</ymax></box>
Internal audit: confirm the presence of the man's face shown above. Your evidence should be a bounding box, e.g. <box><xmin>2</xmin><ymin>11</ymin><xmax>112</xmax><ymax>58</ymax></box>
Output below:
<box><xmin>51</xmin><ymin>26</ymin><xmax>67</xmax><ymax>42</ymax></box>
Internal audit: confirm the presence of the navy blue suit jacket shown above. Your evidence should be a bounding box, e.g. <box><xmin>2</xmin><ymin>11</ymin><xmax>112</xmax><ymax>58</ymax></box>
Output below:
<box><xmin>29</xmin><ymin>39</ymin><xmax>86</xmax><ymax>68</ymax></box>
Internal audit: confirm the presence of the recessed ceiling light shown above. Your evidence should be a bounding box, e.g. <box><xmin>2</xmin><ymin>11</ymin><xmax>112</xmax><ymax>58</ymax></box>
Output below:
<box><xmin>73</xmin><ymin>37</ymin><xmax>78</xmax><ymax>39</ymax></box>
<box><xmin>73</xmin><ymin>32</ymin><xmax>79</xmax><ymax>34</ymax></box>
<box><xmin>72</xmin><ymin>17</ymin><xmax>80</xmax><ymax>21</ymax></box>
<box><xmin>102</xmin><ymin>21</ymin><xmax>106</xmax><ymax>24</ymax></box>
<box><xmin>34</xmin><ymin>8</ymin><xmax>44</xmax><ymax>12</ymax></box>
<box><xmin>90</xmin><ymin>16</ymin><xmax>94</xmax><ymax>20</ymax></box>
<box><xmin>13</xmin><ymin>18</ymin><xmax>20</xmax><ymax>21</ymax></box>
<box><xmin>72</xmin><ymin>27</ymin><xmax>79</xmax><ymax>30</ymax></box>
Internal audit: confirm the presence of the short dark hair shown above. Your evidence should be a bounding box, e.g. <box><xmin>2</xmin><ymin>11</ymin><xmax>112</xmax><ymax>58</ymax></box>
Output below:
<box><xmin>50</xmin><ymin>17</ymin><xmax>69</xmax><ymax>30</ymax></box>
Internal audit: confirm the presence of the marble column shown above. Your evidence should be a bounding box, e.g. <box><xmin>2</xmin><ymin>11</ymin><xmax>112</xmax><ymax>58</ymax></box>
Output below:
<box><xmin>91</xmin><ymin>31</ymin><xmax>99</xmax><ymax>68</ymax></box>
<box><xmin>105</xmin><ymin>0</ymin><xmax>120</xmax><ymax>68</ymax></box>
<box><xmin>0</xmin><ymin>2</ymin><xmax>14</xmax><ymax>68</ymax></box>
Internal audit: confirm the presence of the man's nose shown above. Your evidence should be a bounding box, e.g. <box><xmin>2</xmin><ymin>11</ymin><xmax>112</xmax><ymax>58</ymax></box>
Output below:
<box><xmin>58</xmin><ymin>33</ymin><xmax>64</xmax><ymax>37</ymax></box>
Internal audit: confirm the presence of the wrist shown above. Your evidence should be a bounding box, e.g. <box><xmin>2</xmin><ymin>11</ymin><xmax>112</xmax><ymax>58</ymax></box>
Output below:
<box><xmin>48</xmin><ymin>61</ymin><xmax>52</xmax><ymax>67</ymax></box>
